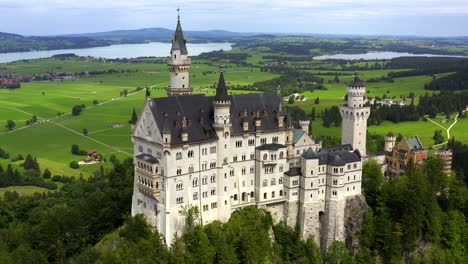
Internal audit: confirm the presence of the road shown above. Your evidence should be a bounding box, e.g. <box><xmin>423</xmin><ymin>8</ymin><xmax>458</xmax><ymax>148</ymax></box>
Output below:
<box><xmin>426</xmin><ymin>113</ymin><xmax>460</xmax><ymax>147</ymax></box>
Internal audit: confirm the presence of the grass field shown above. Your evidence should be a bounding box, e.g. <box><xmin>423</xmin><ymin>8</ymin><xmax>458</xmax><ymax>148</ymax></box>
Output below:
<box><xmin>1</xmin><ymin>55</ymin><xmax>467</xmax><ymax>178</ymax></box>
<box><xmin>0</xmin><ymin>185</ymin><xmax>50</xmax><ymax>196</ymax></box>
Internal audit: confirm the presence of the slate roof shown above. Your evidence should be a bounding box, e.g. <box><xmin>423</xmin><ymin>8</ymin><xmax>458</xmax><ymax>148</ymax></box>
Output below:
<box><xmin>215</xmin><ymin>72</ymin><xmax>229</xmax><ymax>101</ymax></box>
<box><xmin>386</xmin><ymin>132</ymin><xmax>395</xmax><ymax>137</ymax></box>
<box><xmin>136</xmin><ymin>153</ymin><xmax>159</xmax><ymax>164</ymax></box>
<box><xmin>171</xmin><ymin>17</ymin><xmax>188</xmax><ymax>55</ymax></box>
<box><xmin>347</xmin><ymin>75</ymin><xmax>365</xmax><ymax>87</ymax></box>
<box><xmin>285</xmin><ymin>167</ymin><xmax>302</xmax><ymax>176</ymax></box>
<box><xmin>322</xmin><ymin>144</ymin><xmax>352</xmax><ymax>152</ymax></box>
<box><xmin>257</xmin><ymin>143</ymin><xmax>287</xmax><ymax>151</ymax></box>
<box><xmin>148</xmin><ymin>92</ymin><xmax>289</xmax><ymax>146</ymax></box>
<box><xmin>302</xmin><ymin>147</ymin><xmax>360</xmax><ymax>166</ymax></box>
<box><xmin>293</xmin><ymin>129</ymin><xmax>305</xmax><ymax>144</ymax></box>
<box><xmin>371</xmin><ymin>150</ymin><xmax>392</xmax><ymax>157</ymax></box>
<box><xmin>408</xmin><ymin>137</ymin><xmax>423</xmax><ymax>150</ymax></box>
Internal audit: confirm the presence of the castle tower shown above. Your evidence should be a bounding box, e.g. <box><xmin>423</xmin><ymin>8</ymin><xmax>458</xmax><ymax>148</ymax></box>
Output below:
<box><xmin>166</xmin><ymin>12</ymin><xmax>192</xmax><ymax>96</ymax></box>
<box><xmin>435</xmin><ymin>146</ymin><xmax>452</xmax><ymax>176</ymax></box>
<box><xmin>299</xmin><ymin>119</ymin><xmax>310</xmax><ymax>135</ymax></box>
<box><xmin>384</xmin><ymin>132</ymin><xmax>396</xmax><ymax>152</ymax></box>
<box><xmin>213</xmin><ymin>72</ymin><xmax>232</xmax><ymax>222</ymax></box>
<box><xmin>340</xmin><ymin>74</ymin><xmax>370</xmax><ymax>156</ymax></box>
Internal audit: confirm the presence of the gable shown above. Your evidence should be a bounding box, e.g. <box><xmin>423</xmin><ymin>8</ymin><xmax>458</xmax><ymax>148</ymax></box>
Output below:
<box><xmin>134</xmin><ymin>102</ymin><xmax>163</xmax><ymax>144</ymax></box>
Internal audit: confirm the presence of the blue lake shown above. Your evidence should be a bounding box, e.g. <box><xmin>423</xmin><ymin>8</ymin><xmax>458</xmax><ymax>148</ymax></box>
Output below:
<box><xmin>314</xmin><ymin>51</ymin><xmax>468</xmax><ymax>60</ymax></box>
<box><xmin>0</xmin><ymin>42</ymin><xmax>233</xmax><ymax>63</ymax></box>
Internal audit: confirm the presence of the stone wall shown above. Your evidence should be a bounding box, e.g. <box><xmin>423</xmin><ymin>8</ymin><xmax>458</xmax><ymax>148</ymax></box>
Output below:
<box><xmin>344</xmin><ymin>194</ymin><xmax>368</xmax><ymax>255</ymax></box>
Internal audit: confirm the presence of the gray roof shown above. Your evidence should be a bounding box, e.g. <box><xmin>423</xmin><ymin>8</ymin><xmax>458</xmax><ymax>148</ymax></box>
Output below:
<box><xmin>215</xmin><ymin>72</ymin><xmax>229</xmax><ymax>101</ymax></box>
<box><xmin>408</xmin><ymin>137</ymin><xmax>423</xmax><ymax>149</ymax></box>
<box><xmin>322</xmin><ymin>144</ymin><xmax>352</xmax><ymax>152</ymax></box>
<box><xmin>347</xmin><ymin>75</ymin><xmax>365</xmax><ymax>87</ymax></box>
<box><xmin>386</xmin><ymin>132</ymin><xmax>395</xmax><ymax>137</ymax></box>
<box><xmin>371</xmin><ymin>150</ymin><xmax>392</xmax><ymax>156</ymax></box>
<box><xmin>136</xmin><ymin>153</ymin><xmax>159</xmax><ymax>164</ymax></box>
<box><xmin>148</xmin><ymin>92</ymin><xmax>290</xmax><ymax>146</ymax></box>
<box><xmin>257</xmin><ymin>143</ymin><xmax>286</xmax><ymax>151</ymax></box>
<box><xmin>293</xmin><ymin>129</ymin><xmax>305</xmax><ymax>144</ymax></box>
<box><xmin>302</xmin><ymin>147</ymin><xmax>360</xmax><ymax>166</ymax></box>
<box><xmin>171</xmin><ymin>17</ymin><xmax>188</xmax><ymax>55</ymax></box>
<box><xmin>285</xmin><ymin>167</ymin><xmax>301</xmax><ymax>176</ymax></box>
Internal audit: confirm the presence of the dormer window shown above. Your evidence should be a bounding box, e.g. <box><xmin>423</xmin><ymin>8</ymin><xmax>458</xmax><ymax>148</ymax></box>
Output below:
<box><xmin>175</xmin><ymin>120</ymin><xmax>181</xmax><ymax>127</ymax></box>
<box><xmin>200</xmin><ymin>108</ymin><xmax>205</xmax><ymax>113</ymax></box>
<box><xmin>200</xmin><ymin>117</ymin><xmax>205</xmax><ymax>125</ymax></box>
<box><xmin>251</xmin><ymin>112</ymin><xmax>256</xmax><ymax>117</ymax></box>
<box><xmin>187</xmin><ymin>119</ymin><xmax>192</xmax><ymax>126</ymax></box>
<box><xmin>176</xmin><ymin>112</ymin><xmax>181</xmax><ymax>116</ymax></box>
<box><xmin>263</xmin><ymin>110</ymin><xmax>268</xmax><ymax>116</ymax></box>
<box><xmin>239</xmin><ymin>112</ymin><xmax>244</xmax><ymax>117</ymax></box>
<box><xmin>174</xmin><ymin>54</ymin><xmax>177</xmax><ymax>59</ymax></box>
<box><xmin>163</xmin><ymin>112</ymin><xmax>168</xmax><ymax>117</ymax></box>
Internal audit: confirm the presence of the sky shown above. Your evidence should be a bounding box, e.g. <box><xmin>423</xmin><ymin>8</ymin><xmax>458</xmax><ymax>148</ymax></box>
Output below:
<box><xmin>0</xmin><ymin>0</ymin><xmax>467</xmax><ymax>37</ymax></box>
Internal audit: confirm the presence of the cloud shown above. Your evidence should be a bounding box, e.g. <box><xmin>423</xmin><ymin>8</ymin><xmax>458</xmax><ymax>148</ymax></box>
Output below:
<box><xmin>0</xmin><ymin>0</ymin><xmax>467</xmax><ymax>35</ymax></box>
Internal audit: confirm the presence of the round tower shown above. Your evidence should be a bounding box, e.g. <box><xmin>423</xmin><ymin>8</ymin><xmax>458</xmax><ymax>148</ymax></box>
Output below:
<box><xmin>166</xmin><ymin>13</ymin><xmax>193</xmax><ymax>96</ymax></box>
<box><xmin>339</xmin><ymin>73</ymin><xmax>370</xmax><ymax>156</ymax></box>
<box><xmin>299</xmin><ymin>119</ymin><xmax>310</xmax><ymax>135</ymax></box>
<box><xmin>384</xmin><ymin>132</ymin><xmax>396</xmax><ymax>152</ymax></box>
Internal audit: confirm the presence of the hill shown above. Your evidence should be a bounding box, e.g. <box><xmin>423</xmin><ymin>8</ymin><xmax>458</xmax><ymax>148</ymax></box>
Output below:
<box><xmin>64</xmin><ymin>27</ymin><xmax>251</xmax><ymax>43</ymax></box>
<box><xmin>0</xmin><ymin>32</ymin><xmax>111</xmax><ymax>53</ymax></box>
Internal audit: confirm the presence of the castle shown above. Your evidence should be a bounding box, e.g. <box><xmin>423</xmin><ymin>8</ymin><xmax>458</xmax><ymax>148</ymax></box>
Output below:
<box><xmin>131</xmin><ymin>15</ymin><xmax>368</xmax><ymax>249</ymax></box>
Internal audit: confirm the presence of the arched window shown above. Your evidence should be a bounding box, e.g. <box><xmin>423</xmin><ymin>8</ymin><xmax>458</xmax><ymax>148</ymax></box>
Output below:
<box><xmin>263</xmin><ymin>154</ymin><xmax>268</xmax><ymax>160</ymax></box>
<box><xmin>193</xmin><ymin>192</ymin><xmax>198</xmax><ymax>200</ymax></box>
<box><xmin>279</xmin><ymin>177</ymin><xmax>283</xmax><ymax>184</ymax></box>
<box><xmin>189</xmin><ymin>165</ymin><xmax>194</xmax><ymax>173</ymax></box>
<box><xmin>211</xmin><ymin>188</ymin><xmax>216</xmax><ymax>195</ymax></box>
<box><xmin>279</xmin><ymin>190</ymin><xmax>283</xmax><ymax>196</ymax></box>
<box><xmin>263</xmin><ymin>179</ymin><xmax>268</xmax><ymax>187</ymax></box>
<box><xmin>192</xmin><ymin>178</ymin><xmax>198</xmax><ymax>187</ymax></box>
<box><xmin>233</xmin><ymin>194</ymin><xmax>238</xmax><ymax>201</ymax></box>
<box><xmin>263</xmin><ymin>193</ymin><xmax>267</xmax><ymax>199</ymax></box>
<box><xmin>279</xmin><ymin>152</ymin><xmax>284</xmax><ymax>159</ymax></box>
<box><xmin>271</xmin><ymin>178</ymin><xmax>276</xmax><ymax>185</ymax></box>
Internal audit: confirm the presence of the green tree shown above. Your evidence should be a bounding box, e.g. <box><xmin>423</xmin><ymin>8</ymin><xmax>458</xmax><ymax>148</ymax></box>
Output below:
<box><xmin>71</xmin><ymin>144</ymin><xmax>80</xmax><ymax>155</ymax></box>
<box><xmin>82</xmin><ymin>128</ymin><xmax>88</xmax><ymax>136</ymax></box>
<box><xmin>42</xmin><ymin>168</ymin><xmax>51</xmax><ymax>179</ymax></box>
<box><xmin>5</xmin><ymin>120</ymin><xmax>15</xmax><ymax>130</ymax></box>
<box><xmin>129</xmin><ymin>108</ymin><xmax>138</xmax><ymax>124</ymax></box>
<box><xmin>72</xmin><ymin>105</ymin><xmax>82</xmax><ymax>116</ymax></box>
<box><xmin>288</xmin><ymin>95</ymin><xmax>295</xmax><ymax>104</ymax></box>
<box><xmin>179</xmin><ymin>205</ymin><xmax>200</xmax><ymax>233</ymax></box>
<box><xmin>362</xmin><ymin>160</ymin><xmax>385</xmax><ymax>208</ymax></box>
<box><xmin>315</xmin><ymin>97</ymin><xmax>320</xmax><ymax>104</ymax></box>
<box><xmin>325</xmin><ymin>241</ymin><xmax>355</xmax><ymax>264</ymax></box>
<box><xmin>22</xmin><ymin>154</ymin><xmax>40</xmax><ymax>171</ymax></box>
<box><xmin>69</xmin><ymin>161</ymin><xmax>79</xmax><ymax>169</ymax></box>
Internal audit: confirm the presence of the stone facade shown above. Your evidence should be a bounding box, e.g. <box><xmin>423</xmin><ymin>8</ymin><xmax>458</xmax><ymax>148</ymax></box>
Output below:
<box><xmin>131</xmin><ymin>15</ymin><xmax>365</xmax><ymax>250</ymax></box>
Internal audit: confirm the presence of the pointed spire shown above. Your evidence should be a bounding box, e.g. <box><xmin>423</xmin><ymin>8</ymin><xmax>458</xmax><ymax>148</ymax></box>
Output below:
<box><xmin>171</xmin><ymin>10</ymin><xmax>188</xmax><ymax>55</ymax></box>
<box><xmin>215</xmin><ymin>71</ymin><xmax>229</xmax><ymax>101</ymax></box>
<box><xmin>182</xmin><ymin>116</ymin><xmax>187</xmax><ymax>129</ymax></box>
<box><xmin>278</xmin><ymin>101</ymin><xmax>284</xmax><ymax>116</ymax></box>
<box><xmin>163</xmin><ymin>118</ymin><xmax>171</xmax><ymax>134</ymax></box>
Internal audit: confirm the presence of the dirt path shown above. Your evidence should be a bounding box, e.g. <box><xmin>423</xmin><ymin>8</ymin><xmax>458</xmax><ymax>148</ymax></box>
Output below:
<box><xmin>427</xmin><ymin>113</ymin><xmax>460</xmax><ymax>147</ymax></box>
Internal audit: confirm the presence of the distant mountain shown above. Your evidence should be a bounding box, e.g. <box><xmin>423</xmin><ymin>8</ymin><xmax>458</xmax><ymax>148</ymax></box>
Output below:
<box><xmin>63</xmin><ymin>28</ymin><xmax>252</xmax><ymax>43</ymax></box>
<box><xmin>0</xmin><ymin>32</ymin><xmax>111</xmax><ymax>53</ymax></box>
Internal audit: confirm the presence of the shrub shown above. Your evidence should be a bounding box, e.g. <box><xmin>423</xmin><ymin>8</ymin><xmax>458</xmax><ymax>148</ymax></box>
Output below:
<box><xmin>69</xmin><ymin>161</ymin><xmax>79</xmax><ymax>169</ymax></box>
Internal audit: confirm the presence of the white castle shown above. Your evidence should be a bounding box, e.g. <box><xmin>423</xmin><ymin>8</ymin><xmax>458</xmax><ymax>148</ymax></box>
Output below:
<box><xmin>131</xmin><ymin>16</ymin><xmax>368</xmax><ymax>249</ymax></box>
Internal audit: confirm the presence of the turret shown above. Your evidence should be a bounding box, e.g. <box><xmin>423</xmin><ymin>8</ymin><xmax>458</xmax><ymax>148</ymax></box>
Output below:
<box><xmin>181</xmin><ymin>117</ymin><xmax>189</xmax><ymax>142</ymax></box>
<box><xmin>277</xmin><ymin>102</ymin><xmax>285</xmax><ymax>128</ymax></box>
<box><xmin>162</xmin><ymin>119</ymin><xmax>171</xmax><ymax>145</ymax></box>
<box><xmin>242</xmin><ymin>109</ymin><xmax>249</xmax><ymax>132</ymax></box>
<box><xmin>346</xmin><ymin>73</ymin><xmax>366</xmax><ymax>108</ymax></box>
<box><xmin>166</xmin><ymin>13</ymin><xmax>192</xmax><ymax>96</ymax></box>
<box><xmin>299</xmin><ymin>119</ymin><xmax>310</xmax><ymax>135</ymax></box>
<box><xmin>213</xmin><ymin>72</ymin><xmax>231</xmax><ymax>130</ymax></box>
<box><xmin>384</xmin><ymin>132</ymin><xmax>396</xmax><ymax>152</ymax></box>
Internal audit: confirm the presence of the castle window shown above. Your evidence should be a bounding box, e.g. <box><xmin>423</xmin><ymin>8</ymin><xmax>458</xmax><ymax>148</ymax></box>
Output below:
<box><xmin>340</xmin><ymin>168</ymin><xmax>344</xmax><ymax>173</ymax></box>
<box><xmin>210</xmin><ymin>162</ymin><xmax>216</xmax><ymax>168</ymax></box>
<box><xmin>264</xmin><ymin>193</ymin><xmax>267</xmax><ymax>199</ymax></box>
<box><xmin>280</xmin><ymin>190</ymin><xmax>283</xmax><ymax>196</ymax></box>
<box><xmin>272</xmin><ymin>191</ymin><xmax>275</xmax><ymax>198</ymax></box>
<box><xmin>279</xmin><ymin>177</ymin><xmax>283</xmax><ymax>184</ymax></box>
<box><xmin>189</xmin><ymin>165</ymin><xmax>194</xmax><ymax>173</ymax></box>
<box><xmin>279</xmin><ymin>152</ymin><xmax>284</xmax><ymax>159</ymax></box>
<box><xmin>210</xmin><ymin>146</ymin><xmax>216</xmax><ymax>154</ymax></box>
<box><xmin>138</xmin><ymin>145</ymin><xmax>143</xmax><ymax>152</ymax></box>
<box><xmin>233</xmin><ymin>155</ymin><xmax>238</xmax><ymax>162</ymax></box>
<box><xmin>250</xmin><ymin>166</ymin><xmax>254</xmax><ymax>173</ymax></box>
<box><xmin>203</xmin><ymin>205</ymin><xmax>208</xmax><ymax>211</ymax></box>
<box><xmin>193</xmin><ymin>178</ymin><xmax>198</xmax><ymax>187</ymax></box>
<box><xmin>354</xmin><ymin>175</ymin><xmax>356</xmax><ymax>180</ymax></box>
<box><xmin>248</xmin><ymin>139</ymin><xmax>255</xmax><ymax>146</ymax></box>
<box><xmin>203</xmin><ymin>192</ymin><xmax>208</xmax><ymax>198</ymax></box>
<box><xmin>188</xmin><ymin>150</ymin><xmax>194</xmax><ymax>158</ymax></box>
<box><xmin>200</xmin><ymin>117</ymin><xmax>205</xmax><ymax>125</ymax></box>
<box><xmin>263</xmin><ymin>179</ymin><xmax>268</xmax><ymax>187</ymax></box>
<box><xmin>279</xmin><ymin>165</ymin><xmax>283</xmax><ymax>172</ymax></box>
<box><xmin>176</xmin><ymin>112</ymin><xmax>181</xmax><ymax>116</ymax></box>
<box><xmin>353</xmin><ymin>163</ymin><xmax>357</xmax><ymax>169</ymax></box>
<box><xmin>263</xmin><ymin>154</ymin><xmax>268</xmax><ymax>160</ymax></box>
<box><xmin>272</xmin><ymin>136</ymin><xmax>278</xmax><ymax>143</ymax></box>
<box><xmin>292</xmin><ymin>179</ymin><xmax>298</xmax><ymax>186</ymax></box>
<box><xmin>242</xmin><ymin>167</ymin><xmax>246</xmax><ymax>175</ymax></box>
<box><xmin>261</xmin><ymin>138</ymin><xmax>267</xmax><ymax>145</ymax></box>
<box><xmin>333</xmin><ymin>179</ymin><xmax>337</xmax><ymax>185</ymax></box>
<box><xmin>176</xmin><ymin>182</ymin><xmax>183</xmax><ymax>191</ymax></box>
<box><xmin>230</xmin><ymin>169</ymin><xmax>234</xmax><ymax>176</ymax></box>
<box><xmin>250</xmin><ymin>153</ymin><xmax>255</xmax><ymax>160</ymax></box>
<box><xmin>193</xmin><ymin>192</ymin><xmax>198</xmax><ymax>200</ymax></box>
<box><xmin>347</xmin><ymin>164</ymin><xmax>351</xmax><ymax>170</ymax></box>
<box><xmin>233</xmin><ymin>194</ymin><xmax>238</xmax><ymax>201</ymax></box>
<box><xmin>310</xmin><ymin>170</ymin><xmax>313</xmax><ymax>175</ymax></box>
<box><xmin>202</xmin><ymin>176</ymin><xmax>208</xmax><ymax>185</ymax></box>
<box><xmin>271</xmin><ymin>178</ymin><xmax>276</xmax><ymax>185</ymax></box>
<box><xmin>210</xmin><ymin>175</ymin><xmax>216</xmax><ymax>183</ymax></box>
<box><xmin>187</xmin><ymin>119</ymin><xmax>192</xmax><ymax>126</ymax></box>
<box><xmin>176</xmin><ymin>197</ymin><xmax>183</xmax><ymax>204</ymax></box>
<box><xmin>176</xmin><ymin>152</ymin><xmax>182</xmax><ymax>160</ymax></box>
<box><xmin>163</xmin><ymin>112</ymin><xmax>168</xmax><ymax>117</ymax></box>
<box><xmin>211</xmin><ymin>188</ymin><xmax>216</xmax><ymax>195</ymax></box>
<box><xmin>263</xmin><ymin>110</ymin><xmax>268</xmax><ymax>116</ymax></box>
<box><xmin>236</xmin><ymin>141</ymin><xmax>242</xmax><ymax>147</ymax></box>
<box><xmin>311</xmin><ymin>182</ymin><xmax>313</xmax><ymax>188</ymax></box>
<box><xmin>176</xmin><ymin>168</ymin><xmax>182</xmax><ymax>175</ymax></box>
<box><xmin>175</xmin><ymin>120</ymin><xmax>181</xmax><ymax>127</ymax></box>
<box><xmin>242</xmin><ymin>155</ymin><xmax>246</xmax><ymax>161</ymax></box>
<box><xmin>211</xmin><ymin>202</ymin><xmax>217</xmax><ymax>209</ymax></box>
<box><xmin>239</xmin><ymin>112</ymin><xmax>244</xmax><ymax>117</ymax></box>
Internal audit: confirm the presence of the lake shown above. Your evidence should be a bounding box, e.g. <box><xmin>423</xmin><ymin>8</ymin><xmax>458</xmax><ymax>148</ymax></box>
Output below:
<box><xmin>0</xmin><ymin>42</ymin><xmax>233</xmax><ymax>63</ymax></box>
<box><xmin>314</xmin><ymin>51</ymin><xmax>468</xmax><ymax>60</ymax></box>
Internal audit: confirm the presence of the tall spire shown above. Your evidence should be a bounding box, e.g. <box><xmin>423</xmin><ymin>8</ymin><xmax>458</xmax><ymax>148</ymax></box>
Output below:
<box><xmin>215</xmin><ymin>71</ymin><xmax>229</xmax><ymax>101</ymax></box>
<box><xmin>171</xmin><ymin>9</ymin><xmax>188</xmax><ymax>55</ymax></box>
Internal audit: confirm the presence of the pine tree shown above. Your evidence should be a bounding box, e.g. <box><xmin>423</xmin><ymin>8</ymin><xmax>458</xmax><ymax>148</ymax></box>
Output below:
<box><xmin>129</xmin><ymin>108</ymin><xmax>138</xmax><ymax>124</ymax></box>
